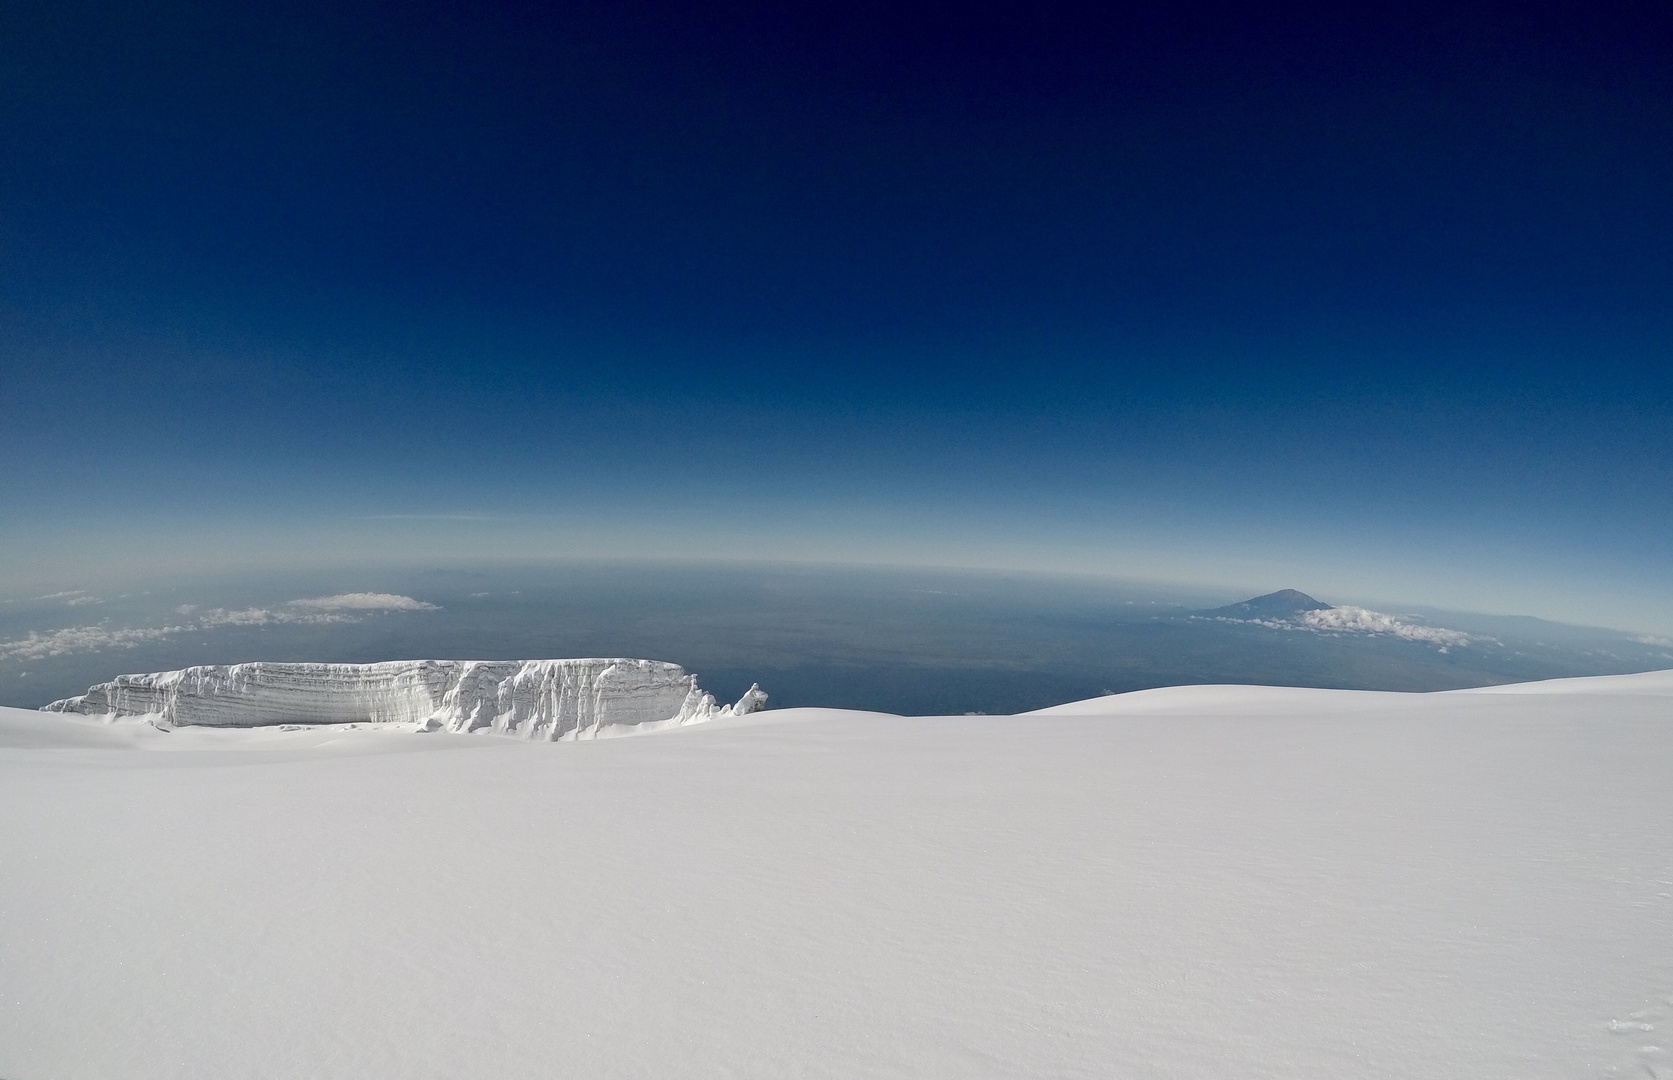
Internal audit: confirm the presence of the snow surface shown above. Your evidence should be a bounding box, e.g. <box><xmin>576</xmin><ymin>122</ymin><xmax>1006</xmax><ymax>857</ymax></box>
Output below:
<box><xmin>4</xmin><ymin>671</ymin><xmax>1672</xmax><ymax>1079</ymax></box>
<box><xmin>43</xmin><ymin>658</ymin><xmax>765</xmax><ymax>739</ymax></box>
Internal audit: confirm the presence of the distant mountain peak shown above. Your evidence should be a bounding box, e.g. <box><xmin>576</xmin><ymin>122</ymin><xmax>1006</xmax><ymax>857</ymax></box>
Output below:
<box><xmin>1204</xmin><ymin>589</ymin><xmax>1332</xmax><ymax>619</ymax></box>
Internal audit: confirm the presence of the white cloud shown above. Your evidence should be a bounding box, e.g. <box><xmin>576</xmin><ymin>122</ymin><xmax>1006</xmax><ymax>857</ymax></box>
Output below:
<box><xmin>288</xmin><ymin>593</ymin><xmax>438</xmax><ymax>611</ymax></box>
<box><xmin>1298</xmin><ymin>606</ymin><xmax>1476</xmax><ymax>648</ymax></box>
<box><xmin>0</xmin><ymin>594</ymin><xmax>435</xmax><ymax>663</ymax></box>
<box><xmin>32</xmin><ymin>589</ymin><xmax>101</xmax><ymax>605</ymax></box>
<box><xmin>197</xmin><ymin>607</ymin><xmax>355</xmax><ymax>628</ymax></box>
<box><xmin>1207</xmin><ymin>606</ymin><xmax>1481</xmax><ymax>649</ymax></box>
<box><xmin>0</xmin><ymin>624</ymin><xmax>188</xmax><ymax>661</ymax></box>
<box><xmin>200</xmin><ymin>607</ymin><xmax>289</xmax><ymax>627</ymax></box>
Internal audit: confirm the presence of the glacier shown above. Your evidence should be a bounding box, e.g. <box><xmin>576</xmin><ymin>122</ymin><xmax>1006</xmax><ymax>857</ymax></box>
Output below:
<box><xmin>43</xmin><ymin>659</ymin><xmax>767</xmax><ymax>739</ymax></box>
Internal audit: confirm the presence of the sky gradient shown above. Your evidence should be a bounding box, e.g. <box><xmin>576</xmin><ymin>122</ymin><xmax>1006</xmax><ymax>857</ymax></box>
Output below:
<box><xmin>4</xmin><ymin>2</ymin><xmax>1672</xmax><ymax>632</ymax></box>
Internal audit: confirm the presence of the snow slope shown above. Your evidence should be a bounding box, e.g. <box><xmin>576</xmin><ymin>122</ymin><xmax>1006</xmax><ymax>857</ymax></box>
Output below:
<box><xmin>43</xmin><ymin>658</ymin><xmax>767</xmax><ymax>739</ymax></box>
<box><xmin>3</xmin><ymin>671</ymin><xmax>1671</xmax><ymax>1079</ymax></box>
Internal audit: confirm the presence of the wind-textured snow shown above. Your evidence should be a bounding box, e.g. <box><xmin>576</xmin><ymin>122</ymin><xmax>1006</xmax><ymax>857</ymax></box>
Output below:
<box><xmin>4</xmin><ymin>670</ymin><xmax>1672</xmax><ymax>1079</ymax></box>
<box><xmin>44</xmin><ymin>659</ymin><xmax>765</xmax><ymax>739</ymax></box>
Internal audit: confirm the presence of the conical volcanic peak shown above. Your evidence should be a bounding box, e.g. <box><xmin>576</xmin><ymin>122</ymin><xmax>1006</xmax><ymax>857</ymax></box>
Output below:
<box><xmin>1204</xmin><ymin>589</ymin><xmax>1332</xmax><ymax>620</ymax></box>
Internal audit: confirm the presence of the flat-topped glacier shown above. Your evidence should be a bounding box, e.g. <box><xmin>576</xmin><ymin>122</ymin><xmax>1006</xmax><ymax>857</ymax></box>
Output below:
<box><xmin>43</xmin><ymin>659</ymin><xmax>767</xmax><ymax>740</ymax></box>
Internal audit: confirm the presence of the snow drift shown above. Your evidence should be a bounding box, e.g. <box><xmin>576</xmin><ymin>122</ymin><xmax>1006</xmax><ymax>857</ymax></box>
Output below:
<box><xmin>43</xmin><ymin>659</ymin><xmax>767</xmax><ymax>739</ymax></box>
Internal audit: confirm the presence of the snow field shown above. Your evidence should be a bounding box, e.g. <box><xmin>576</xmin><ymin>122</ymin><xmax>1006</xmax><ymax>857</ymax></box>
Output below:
<box><xmin>2</xmin><ymin>671</ymin><xmax>1671</xmax><ymax>1078</ymax></box>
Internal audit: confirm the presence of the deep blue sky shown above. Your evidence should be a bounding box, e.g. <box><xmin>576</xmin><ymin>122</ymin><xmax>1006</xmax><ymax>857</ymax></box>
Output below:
<box><xmin>3</xmin><ymin>2</ymin><xmax>1672</xmax><ymax>632</ymax></box>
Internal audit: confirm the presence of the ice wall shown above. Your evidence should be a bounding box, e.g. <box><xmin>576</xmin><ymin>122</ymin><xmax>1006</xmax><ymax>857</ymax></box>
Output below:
<box><xmin>43</xmin><ymin>659</ymin><xmax>767</xmax><ymax>740</ymax></box>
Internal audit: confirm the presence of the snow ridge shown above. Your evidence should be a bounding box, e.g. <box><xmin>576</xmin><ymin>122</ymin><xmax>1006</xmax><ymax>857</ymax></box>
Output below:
<box><xmin>43</xmin><ymin>659</ymin><xmax>766</xmax><ymax>740</ymax></box>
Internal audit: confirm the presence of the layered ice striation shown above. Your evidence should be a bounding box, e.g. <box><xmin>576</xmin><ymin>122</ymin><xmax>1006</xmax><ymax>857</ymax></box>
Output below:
<box><xmin>43</xmin><ymin>659</ymin><xmax>767</xmax><ymax>740</ymax></box>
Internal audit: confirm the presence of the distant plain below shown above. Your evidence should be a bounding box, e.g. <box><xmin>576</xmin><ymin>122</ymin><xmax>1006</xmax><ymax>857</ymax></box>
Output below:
<box><xmin>4</xmin><ymin>561</ymin><xmax>1670</xmax><ymax>715</ymax></box>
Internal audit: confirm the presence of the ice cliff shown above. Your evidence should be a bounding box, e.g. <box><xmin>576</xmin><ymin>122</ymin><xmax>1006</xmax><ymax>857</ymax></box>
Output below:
<box><xmin>43</xmin><ymin>659</ymin><xmax>767</xmax><ymax>740</ymax></box>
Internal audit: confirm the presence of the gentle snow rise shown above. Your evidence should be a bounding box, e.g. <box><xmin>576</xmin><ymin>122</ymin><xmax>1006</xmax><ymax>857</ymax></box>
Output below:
<box><xmin>45</xmin><ymin>659</ymin><xmax>767</xmax><ymax>739</ymax></box>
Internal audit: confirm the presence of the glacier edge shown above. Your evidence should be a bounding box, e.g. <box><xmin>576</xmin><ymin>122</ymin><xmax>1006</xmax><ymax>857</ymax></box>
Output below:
<box><xmin>42</xmin><ymin>659</ymin><xmax>767</xmax><ymax>741</ymax></box>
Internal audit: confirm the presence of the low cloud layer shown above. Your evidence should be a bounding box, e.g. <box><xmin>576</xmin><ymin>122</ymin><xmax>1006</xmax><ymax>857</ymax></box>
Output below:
<box><xmin>32</xmin><ymin>589</ymin><xmax>102</xmax><ymax>606</ymax></box>
<box><xmin>0</xmin><ymin>595</ymin><xmax>438</xmax><ymax>662</ymax></box>
<box><xmin>289</xmin><ymin>593</ymin><xmax>439</xmax><ymax>611</ymax></box>
<box><xmin>1208</xmin><ymin>605</ymin><xmax>1480</xmax><ymax>650</ymax></box>
<box><xmin>0</xmin><ymin>624</ymin><xmax>186</xmax><ymax>661</ymax></box>
<box><xmin>1296</xmin><ymin>606</ymin><xmax>1475</xmax><ymax>648</ymax></box>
